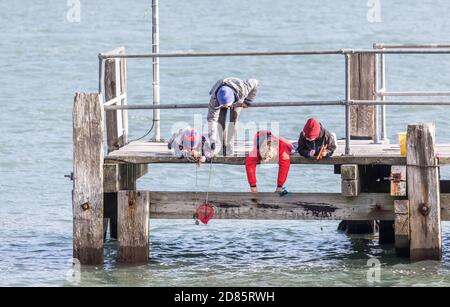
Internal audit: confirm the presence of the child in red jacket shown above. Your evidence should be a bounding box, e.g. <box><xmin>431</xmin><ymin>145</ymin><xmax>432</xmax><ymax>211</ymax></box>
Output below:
<box><xmin>245</xmin><ymin>130</ymin><xmax>293</xmax><ymax>194</ymax></box>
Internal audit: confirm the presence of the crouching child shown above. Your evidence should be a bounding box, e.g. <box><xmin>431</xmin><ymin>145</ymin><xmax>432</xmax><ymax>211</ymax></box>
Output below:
<box><xmin>298</xmin><ymin>118</ymin><xmax>337</xmax><ymax>159</ymax></box>
<box><xmin>168</xmin><ymin>126</ymin><xmax>212</xmax><ymax>164</ymax></box>
<box><xmin>245</xmin><ymin>130</ymin><xmax>293</xmax><ymax>194</ymax></box>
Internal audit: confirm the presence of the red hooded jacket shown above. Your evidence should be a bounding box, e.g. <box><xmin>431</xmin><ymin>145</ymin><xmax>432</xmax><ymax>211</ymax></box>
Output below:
<box><xmin>245</xmin><ymin>130</ymin><xmax>293</xmax><ymax>188</ymax></box>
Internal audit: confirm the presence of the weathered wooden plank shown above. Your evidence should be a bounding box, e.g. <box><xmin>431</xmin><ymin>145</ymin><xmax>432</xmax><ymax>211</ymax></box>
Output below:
<box><xmin>349</xmin><ymin>53</ymin><xmax>376</xmax><ymax>139</ymax></box>
<box><xmin>140</xmin><ymin>192</ymin><xmax>450</xmax><ymax>220</ymax></box>
<box><xmin>149</xmin><ymin>192</ymin><xmax>396</xmax><ymax>220</ymax></box>
<box><xmin>104</xmin><ymin>163</ymin><xmax>148</xmax><ymax>239</ymax></box>
<box><xmin>341</xmin><ymin>164</ymin><xmax>359</xmax><ymax>180</ymax></box>
<box><xmin>105</xmin><ymin>140</ymin><xmax>450</xmax><ymax>165</ymax></box>
<box><xmin>341</xmin><ymin>179</ymin><xmax>360</xmax><ymax>197</ymax></box>
<box><xmin>106</xmin><ymin>153</ymin><xmax>406</xmax><ymax>166</ymax></box>
<box><xmin>104</xmin><ymin>163</ymin><xmax>148</xmax><ymax>193</ymax></box>
<box><xmin>119</xmin><ymin>163</ymin><xmax>148</xmax><ymax>190</ymax></box>
<box><xmin>341</xmin><ymin>164</ymin><xmax>360</xmax><ymax>197</ymax></box>
<box><xmin>118</xmin><ymin>191</ymin><xmax>150</xmax><ymax>264</ymax></box>
<box><xmin>104</xmin><ymin>47</ymin><xmax>126</xmax><ymax>153</ymax></box>
<box><xmin>391</xmin><ymin>165</ymin><xmax>406</xmax><ymax>181</ymax></box>
<box><xmin>390</xmin><ymin>165</ymin><xmax>407</xmax><ymax>196</ymax></box>
<box><xmin>394</xmin><ymin>200</ymin><xmax>410</xmax><ymax>257</ymax></box>
<box><xmin>407</xmin><ymin>124</ymin><xmax>442</xmax><ymax>261</ymax></box>
<box><xmin>104</xmin><ymin>163</ymin><xmax>119</xmax><ymax>193</ymax></box>
<box><xmin>73</xmin><ymin>92</ymin><xmax>104</xmax><ymax>265</ymax></box>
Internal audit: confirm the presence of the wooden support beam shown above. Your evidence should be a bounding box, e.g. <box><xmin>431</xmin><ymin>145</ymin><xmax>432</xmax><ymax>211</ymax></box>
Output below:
<box><xmin>407</xmin><ymin>123</ymin><xmax>442</xmax><ymax>261</ymax></box>
<box><xmin>349</xmin><ymin>53</ymin><xmax>376</xmax><ymax>140</ymax></box>
<box><xmin>342</xmin><ymin>180</ymin><xmax>360</xmax><ymax>197</ymax></box>
<box><xmin>141</xmin><ymin>191</ymin><xmax>450</xmax><ymax>221</ymax></box>
<box><xmin>149</xmin><ymin>192</ymin><xmax>396</xmax><ymax>220</ymax></box>
<box><xmin>72</xmin><ymin>93</ymin><xmax>104</xmax><ymax>265</ymax></box>
<box><xmin>341</xmin><ymin>164</ymin><xmax>361</xmax><ymax>196</ymax></box>
<box><xmin>390</xmin><ymin>165</ymin><xmax>407</xmax><ymax>196</ymax></box>
<box><xmin>341</xmin><ymin>164</ymin><xmax>359</xmax><ymax>180</ymax></box>
<box><xmin>394</xmin><ymin>200</ymin><xmax>410</xmax><ymax>257</ymax></box>
<box><xmin>118</xmin><ymin>191</ymin><xmax>150</xmax><ymax>264</ymax></box>
<box><xmin>104</xmin><ymin>163</ymin><xmax>120</xmax><ymax>193</ymax></box>
<box><xmin>104</xmin><ymin>163</ymin><xmax>148</xmax><ymax>239</ymax></box>
<box><xmin>341</xmin><ymin>164</ymin><xmax>374</xmax><ymax>234</ymax></box>
<box><xmin>106</xmin><ymin>152</ymin><xmax>406</xmax><ymax>166</ymax></box>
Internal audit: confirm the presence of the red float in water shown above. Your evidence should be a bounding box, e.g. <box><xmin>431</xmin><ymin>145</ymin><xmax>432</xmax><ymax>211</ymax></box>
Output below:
<box><xmin>196</xmin><ymin>203</ymin><xmax>215</xmax><ymax>225</ymax></box>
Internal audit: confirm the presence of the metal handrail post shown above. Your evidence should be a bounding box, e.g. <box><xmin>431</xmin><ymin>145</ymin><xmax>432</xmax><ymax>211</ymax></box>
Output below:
<box><xmin>380</xmin><ymin>51</ymin><xmax>387</xmax><ymax>141</ymax></box>
<box><xmin>373</xmin><ymin>53</ymin><xmax>380</xmax><ymax>144</ymax></box>
<box><xmin>152</xmin><ymin>0</ymin><xmax>161</xmax><ymax>141</ymax></box>
<box><xmin>98</xmin><ymin>55</ymin><xmax>103</xmax><ymax>96</ymax></box>
<box><xmin>345</xmin><ymin>54</ymin><xmax>351</xmax><ymax>155</ymax></box>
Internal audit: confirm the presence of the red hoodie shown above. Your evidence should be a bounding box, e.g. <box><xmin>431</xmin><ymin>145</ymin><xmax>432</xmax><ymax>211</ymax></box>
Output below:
<box><xmin>245</xmin><ymin>130</ymin><xmax>293</xmax><ymax>188</ymax></box>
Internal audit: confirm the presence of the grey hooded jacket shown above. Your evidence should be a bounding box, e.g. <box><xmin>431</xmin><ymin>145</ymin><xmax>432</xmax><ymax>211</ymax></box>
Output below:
<box><xmin>207</xmin><ymin>77</ymin><xmax>259</xmax><ymax>145</ymax></box>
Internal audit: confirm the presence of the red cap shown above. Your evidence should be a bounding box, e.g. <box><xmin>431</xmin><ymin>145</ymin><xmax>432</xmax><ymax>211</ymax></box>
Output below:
<box><xmin>303</xmin><ymin>118</ymin><xmax>321</xmax><ymax>140</ymax></box>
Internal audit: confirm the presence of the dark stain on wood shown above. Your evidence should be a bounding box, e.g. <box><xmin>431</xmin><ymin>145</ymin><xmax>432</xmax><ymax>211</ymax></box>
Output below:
<box><xmin>212</xmin><ymin>202</ymin><xmax>240</xmax><ymax>209</ymax></box>
<box><xmin>256</xmin><ymin>203</ymin><xmax>281</xmax><ymax>209</ymax></box>
<box><xmin>296</xmin><ymin>202</ymin><xmax>338</xmax><ymax>218</ymax></box>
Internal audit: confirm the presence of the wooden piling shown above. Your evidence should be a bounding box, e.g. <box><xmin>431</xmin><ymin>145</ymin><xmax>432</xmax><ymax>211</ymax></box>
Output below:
<box><xmin>394</xmin><ymin>200</ymin><xmax>410</xmax><ymax>257</ymax></box>
<box><xmin>407</xmin><ymin>123</ymin><xmax>442</xmax><ymax>261</ymax></box>
<box><xmin>103</xmin><ymin>163</ymin><xmax>148</xmax><ymax>239</ymax></box>
<box><xmin>72</xmin><ymin>93</ymin><xmax>104</xmax><ymax>265</ymax></box>
<box><xmin>341</xmin><ymin>164</ymin><xmax>360</xmax><ymax>196</ymax></box>
<box><xmin>118</xmin><ymin>191</ymin><xmax>150</xmax><ymax>264</ymax></box>
<box><xmin>349</xmin><ymin>53</ymin><xmax>377</xmax><ymax>140</ymax></box>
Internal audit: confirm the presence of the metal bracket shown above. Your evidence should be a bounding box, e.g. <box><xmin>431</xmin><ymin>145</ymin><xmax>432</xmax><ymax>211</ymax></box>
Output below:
<box><xmin>64</xmin><ymin>172</ymin><xmax>74</xmax><ymax>181</ymax></box>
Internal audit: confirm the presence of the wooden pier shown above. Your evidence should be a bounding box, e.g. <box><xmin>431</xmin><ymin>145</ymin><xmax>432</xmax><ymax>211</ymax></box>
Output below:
<box><xmin>71</xmin><ymin>47</ymin><xmax>450</xmax><ymax>265</ymax></box>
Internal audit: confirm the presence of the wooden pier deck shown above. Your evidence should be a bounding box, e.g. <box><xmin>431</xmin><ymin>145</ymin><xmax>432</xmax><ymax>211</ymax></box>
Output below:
<box><xmin>106</xmin><ymin>139</ymin><xmax>450</xmax><ymax>165</ymax></box>
<box><xmin>71</xmin><ymin>47</ymin><xmax>450</xmax><ymax>265</ymax></box>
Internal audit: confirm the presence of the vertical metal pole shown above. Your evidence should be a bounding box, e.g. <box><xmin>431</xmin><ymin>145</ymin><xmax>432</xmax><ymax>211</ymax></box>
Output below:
<box><xmin>152</xmin><ymin>0</ymin><xmax>161</xmax><ymax>141</ymax></box>
<box><xmin>373</xmin><ymin>54</ymin><xmax>380</xmax><ymax>144</ymax></box>
<box><xmin>345</xmin><ymin>54</ymin><xmax>351</xmax><ymax>155</ymax></box>
<box><xmin>98</xmin><ymin>55</ymin><xmax>103</xmax><ymax>95</ymax></box>
<box><xmin>380</xmin><ymin>51</ymin><xmax>387</xmax><ymax>141</ymax></box>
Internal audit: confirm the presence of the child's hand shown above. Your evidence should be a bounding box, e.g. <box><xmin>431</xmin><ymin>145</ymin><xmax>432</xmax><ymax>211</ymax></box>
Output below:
<box><xmin>191</xmin><ymin>150</ymin><xmax>200</xmax><ymax>158</ymax></box>
<box><xmin>309</xmin><ymin>149</ymin><xmax>315</xmax><ymax>157</ymax></box>
<box><xmin>196</xmin><ymin>156</ymin><xmax>206</xmax><ymax>165</ymax></box>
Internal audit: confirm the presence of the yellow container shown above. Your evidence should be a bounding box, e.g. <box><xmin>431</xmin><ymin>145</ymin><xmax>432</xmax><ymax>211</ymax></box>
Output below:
<box><xmin>398</xmin><ymin>132</ymin><xmax>407</xmax><ymax>156</ymax></box>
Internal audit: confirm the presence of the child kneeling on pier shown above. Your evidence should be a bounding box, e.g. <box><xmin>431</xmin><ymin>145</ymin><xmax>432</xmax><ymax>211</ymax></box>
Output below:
<box><xmin>245</xmin><ymin>130</ymin><xmax>293</xmax><ymax>194</ymax></box>
<box><xmin>168</xmin><ymin>126</ymin><xmax>212</xmax><ymax>164</ymax></box>
<box><xmin>298</xmin><ymin>118</ymin><xmax>337</xmax><ymax>159</ymax></box>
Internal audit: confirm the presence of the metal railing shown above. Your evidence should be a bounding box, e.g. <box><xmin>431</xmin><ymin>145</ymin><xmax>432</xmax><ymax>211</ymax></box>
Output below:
<box><xmin>99</xmin><ymin>45</ymin><xmax>450</xmax><ymax>155</ymax></box>
<box><xmin>373</xmin><ymin>43</ymin><xmax>450</xmax><ymax>142</ymax></box>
